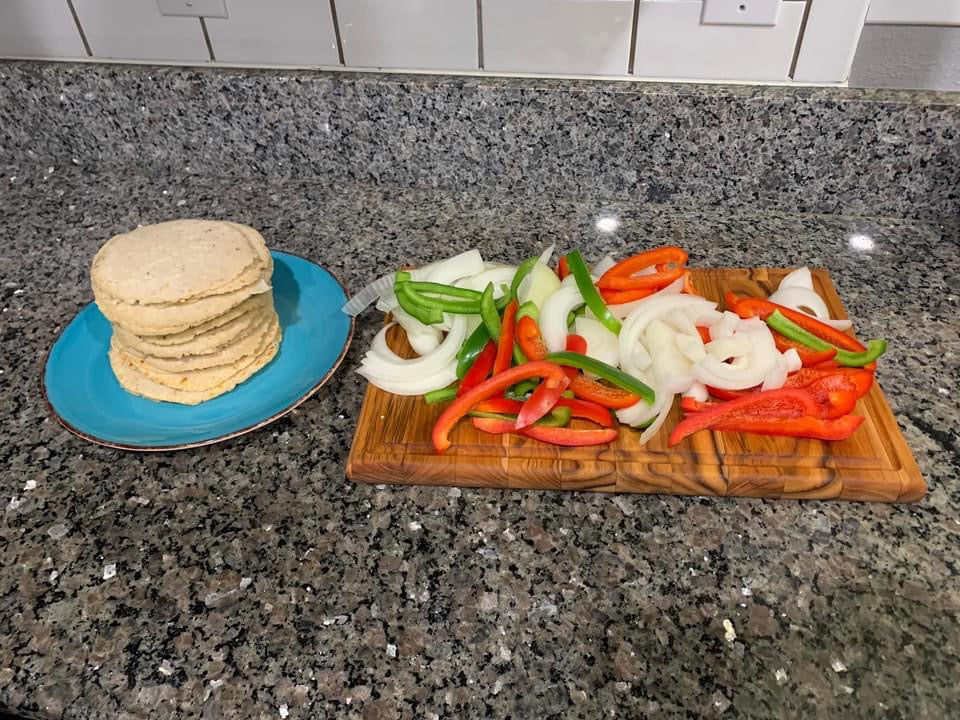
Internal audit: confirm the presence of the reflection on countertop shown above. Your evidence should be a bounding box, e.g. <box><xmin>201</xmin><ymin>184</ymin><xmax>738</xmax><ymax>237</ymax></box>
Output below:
<box><xmin>1</xmin><ymin>168</ymin><xmax>958</xmax><ymax>719</ymax></box>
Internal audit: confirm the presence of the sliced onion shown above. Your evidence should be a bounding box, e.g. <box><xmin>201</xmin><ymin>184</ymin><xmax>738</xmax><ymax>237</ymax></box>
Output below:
<box><xmin>519</xmin><ymin>262</ymin><xmax>562</xmax><ymax>309</ymax></box>
<box><xmin>608</xmin><ymin>274</ymin><xmax>687</xmax><ymax>319</ymax></box>
<box><xmin>639</xmin><ymin>391</ymin><xmax>675</xmax><ymax>444</ymax></box>
<box><xmin>761</xmin><ymin>354</ymin><xmax>788</xmax><ymax>391</ymax></box>
<box><xmin>692</xmin><ymin>322</ymin><xmax>779</xmax><ymax>390</ymax></box>
<box><xmin>769</xmin><ymin>283</ymin><xmax>853</xmax><ymax>331</ymax></box>
<box><xmin>573</xmin><ymin>316</ymin><xmax>619</xmax><ymax>369</ymax></box>
<box><xmin>360</xmin><ymin>315</ymin><xmax>467</xmax><ymax>384</ymax></box>
<box><xmin>705</xmin><ymin>336</ymin><xmax>750</xmax><ymax>361</ymax></box>
<box><xmin>683</xmin><ymin>382</ymin><xmax>709</xmax><ymax>402</ymax></box>
<box><xmin>426</xmin><ymin>249</ymin><xmax>485</xmax><ymax>286</ymax></box>
<box><xmin>540</xmin><ymin>285</ymin><xmax>584</xmax><ymax>353</ymax></box>
<box><xmin>779</xmin><ymin>266</ymin><xmax>813</xmax><ymax>290</ymax></box>
<box><xmin>464</xmin><ymin>266</ymin><xmax>516</xmax><ymax>296</ymax></box>
<box><xmin>357</xmin><ymin>361</ymin><xmax>457</xmax><ymax>396</ymax></box>
<box><xmin>710</xmin><ymin>310</ymin><xmax>741</xmax><ymax>341</ymax></box>
<box><xmin>592</xmin><ymin>253</ymin><xmax>617</xmax><ymax>276</ymax></box>
<box><xmin>663</xmin><ymin>308</ymin><xmax>698</xmax><ymax>338</ymax></box>
<box><xmin>646</xmin><ymin>319</ymin><xmax>694</xmax><ymax>395</ymax></box>
<box><xmin>783</xmin><ymin>348</ymin><xmax>802</xmax><ymax>373</ymax></box>
<box><xmin>618</xmin><ymin>295</ymin><xmax>716</xmax><ymax>377</ymax></box>
<box><xmin>391</xmin><ymin>306</ymin><xmax>442</xmax><ymax>355</ymax></box>
<box><xmin>538</xmin><ymin>244</ymin><xmax>556</xmax><ymax>267</ymax></box>
<box><xmin>676</xmin><ymin>333</ymin><xmax>706</xmax><ymax>364</ymax></box>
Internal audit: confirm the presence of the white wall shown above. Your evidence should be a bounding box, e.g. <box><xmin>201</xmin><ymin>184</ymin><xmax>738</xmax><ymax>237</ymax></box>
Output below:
<box><xmin>0</xmin><ymin>0</ymin><xmax>957</xmax><ymax>90</ymax></box>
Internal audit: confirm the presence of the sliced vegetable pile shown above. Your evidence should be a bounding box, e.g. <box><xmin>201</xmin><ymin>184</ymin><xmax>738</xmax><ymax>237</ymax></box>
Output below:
<box><xmin>350</xmin><ymin>246</ymin><xmax>886</xmax><ymax>454</ymax></box>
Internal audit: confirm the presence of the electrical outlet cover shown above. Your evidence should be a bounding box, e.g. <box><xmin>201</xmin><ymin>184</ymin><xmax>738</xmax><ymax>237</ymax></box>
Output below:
<box><xmin>701</xmin><ymin>0</ymin><xmax>780</xmax><ymax>26</ymax></box>
<box><xmin>157</xmin><ymin>0</ymin><xmax>228</xmax><ymax>19</ymax></box>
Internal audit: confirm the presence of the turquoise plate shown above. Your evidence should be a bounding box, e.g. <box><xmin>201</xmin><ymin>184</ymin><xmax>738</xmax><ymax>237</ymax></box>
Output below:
<box><xmin>43</xmin><ymin>251</ymin><xmax>354</xmax><ymax>451</ymax></box>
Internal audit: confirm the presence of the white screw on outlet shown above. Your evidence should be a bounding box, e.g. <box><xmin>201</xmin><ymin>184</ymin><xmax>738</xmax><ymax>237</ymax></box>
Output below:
<box><xmin>156</xmin><ymin>0</ymin><xmax>228</xmax><ymax>19</ymax></box>
<box><xmin>701</xmin><ymin>0</ymin><xmax>781</xmax><ymax>26</ymax></box>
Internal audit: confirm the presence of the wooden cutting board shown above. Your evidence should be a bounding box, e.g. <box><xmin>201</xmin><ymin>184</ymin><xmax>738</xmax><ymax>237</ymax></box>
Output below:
<box><xmin>347</xmin><ymin>269</ymin><xmax>926</xmax><ymax>502</ymax></box>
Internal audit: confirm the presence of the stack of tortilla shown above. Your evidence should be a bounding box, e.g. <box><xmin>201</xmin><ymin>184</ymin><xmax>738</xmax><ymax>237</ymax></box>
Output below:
<box><xmin>91</xmin><ymin>219</ymin><xmax>281</xmax><ymax>405</ymax></box>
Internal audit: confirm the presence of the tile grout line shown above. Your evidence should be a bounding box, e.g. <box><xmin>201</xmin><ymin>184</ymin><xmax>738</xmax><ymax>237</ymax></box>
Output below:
<box><xmin>65</xmin><ymin>0</ymin><xmax>92</xmax><ymax>57</ymax></box>
<box><xmin>199</xmin><ymin>17</ymin><xmax>216</xmax><ymax>62</ymax></box>
<box><xmin>627</xmin><ymin>0</ymin><xmax>640</xmax><ymax>75</ymax></box>
<box><xmin>476</xmin><ymin>0</ymin><xmax>484</xmax><ymax>70</ymax></box>
<box><xmin>329</xmin><ymin>0</ymin><xmax>346</xmax><ymax>65</ymax></box>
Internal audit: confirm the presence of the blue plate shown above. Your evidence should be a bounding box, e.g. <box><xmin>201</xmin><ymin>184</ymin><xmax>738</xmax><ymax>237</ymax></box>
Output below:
<box><xmin>43</xmin><ymin>251</ymin><xmax>354</xmax><ymax>451</ymax></box>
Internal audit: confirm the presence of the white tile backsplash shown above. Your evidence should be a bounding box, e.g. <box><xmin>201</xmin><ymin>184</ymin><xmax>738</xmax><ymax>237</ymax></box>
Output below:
<box><xmin>793</xmin><ymin>0</ymin><xmax>870</xmax><ymax>82</ymax></box>
<box><xmin>633</xmin><ymin>0</ymin><xmax>805</xmax><ymax>81</ymax></box>
<box><xmin>482</xmin><ymin>0</ymin><xmax>633</xmax><ymax>76</ymax></box>
<box><xmin>336</xmin><ymin>0</ymin><xmax>477</xmax><ymax>70</ymax></box>
<box><xmin>204</xmin><ymin>0</ymin><xmax>340</xmax><ymax>66</ymax></box>
<box><xmin>72</xmin><ymin>0</ymin><xmax>209</xmax><ymax>62</ymax></box>
<box><xmin>0</xmin><ymin>0</ymin><xmax>87</xmax><ymax>59</ymax></box>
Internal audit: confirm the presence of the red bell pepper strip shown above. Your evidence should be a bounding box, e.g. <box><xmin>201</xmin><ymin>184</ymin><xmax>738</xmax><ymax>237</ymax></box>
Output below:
<box><xmin>471</xmin><ymin>417</ymin><xmax>618</xmax><ymax>447</ymax></box>
<box><xmin>597</xmin><ymin>266</ymin><xmax>687</xmax><ymax>291</ymax></box>
<box><xmin>569</xmin><ymin>376</ymin><xmax>640</xmax><ymax>409</ymax></box>
<box><xmin>516</xmin><ymin>315</ymin><xmax>549</xmax><ymax>362</ymax></box>
<box><xmin>668</xmin><ymin>388</ymin><xmax>820</xmax><ymax>446</ymax></box>
<box><xmin>707</xmin><ymin>368</ymin><xmax>873</xmax><ymax>403</ymax></box>
<box><xmin>474</xmin><ymin>397</ymin><xmax>614</xmax><ymax>427</ymax></box>
<box><xmin>600</xmin><ymin>287</ymin><xmax>654</xmax><ymax>305</ymax></box>
<box><xmin>725</xmin><ymin>292</ymin><xmax>866</xmax><ymax>353</ymax></box>
<box><xmin>494</xmin><ymin>300</ymin><xmax>518</xmax><ymax>375</ymax></box>
<box><xmin>773</xmin><ymin>330</ymin><xmax>838</xmax><ymax>367</ymax></box>
<box><xmin>515</xmin><ymin>373</ymin><xmax>570</xmax><ymax>430</ymax></box>
<box><xmin>566</xmin><ymin>333</ymin><xmax>587</xmax><ymax>353</ymax></box>
<box><xmin>679</xmin><ymin>396</ymin><xmax>715</xmax><ymax>413</ymax></box>
<box><xmin>709</xmin><ymin>414</ymin><xmax>864</xmax><ymax>442</ymax></box>
<box><xmin>696</xmin><ymin>326</ymin><xmax>712</xmax><ymax>344</ymax></box>
<box><xmin>806</xmin><ymin>375</ymin><xmax>859</xmax><ymax>419</ymax></box>
<box><xmin>433</xmin><ymin>361</ymin><xmax>570</xmax><ymax>454</ymax></box>
<box><xmin>597</xmin><ymin>247</ymin><xmax>688</xmax><ymax>287</ymax></box>
<box><xmin>456</xmin><ymin>341</ymin><xmax>496</xmax><ymax>397</ymax></box>
<box><xmin>557</xmin><ymin>255</ymin><xmax>570</xmax><ymax>280</ymax></box>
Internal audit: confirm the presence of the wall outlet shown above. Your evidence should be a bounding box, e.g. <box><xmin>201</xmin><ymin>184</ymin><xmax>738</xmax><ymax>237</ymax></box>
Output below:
<box><xmin>157</xmin><ymin>0</ymin><xmax>228</xmax><ymax>19</ymax></box>
<box><xmin>701</xmin><ymin>0</ymin><xmax>781</xmax><ymax>26</ymax></box>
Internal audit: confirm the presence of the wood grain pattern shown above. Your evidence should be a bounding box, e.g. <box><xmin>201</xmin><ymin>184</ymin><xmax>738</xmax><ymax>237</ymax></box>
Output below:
<box><xmin>347</xmin><ymin>269</ymin><xmax>927</xmax><ymax>503</ymax></box>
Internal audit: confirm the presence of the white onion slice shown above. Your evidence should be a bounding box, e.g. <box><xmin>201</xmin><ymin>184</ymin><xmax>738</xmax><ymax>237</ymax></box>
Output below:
<box><xmin>425</xmin><ymin>249</ymin><xmax>485</xmax><ymax>286</ymax></box>
<box><xmin>761</xmin><ymin>354</ymin><xmax>788</xmax><ymax>391</ymax></box>
<box><xmin>519</xmin><ymin>263</ymin><xmax>562</xmax><ymax>309</ymax></box>
<box><xmin>705</xmin><ymin>336</ymin><xmax>750</xmax><ymax>361</ymax></box>
<box><xmin>357</xmin><ymin>361</ymin><xmax>457</xmax><ymax>396</ymax></box>
<box><xmin>779</xmin><ymin>267</ymin><xmax>814</xmax><ymax>290</ymax></box>
<box><xmin>783</xmin><ymin>348</ymin><xmax>802</xmax><ymax>373</ymax></box>
<box><xmin>607</xmin><ymin>274</ymin><xmax>687</xmax><ymax>319</ymax></box>
<box><xmin>538</xmin><ymin>244</ymin><xmax>556</xmax><ymax>266</ymax></box>
<box><xmin>464</xmin><ymin>266</ymin><xmax>516</xmax><ymax>296</ymax></box>
<box><xmin>360</xmin><ymin>315</ymin><xmax>467</xmax><ymax>384</ymax></box>
<box><xmin>573</xmin><ymin>316</ymin><xmax>619</xmax><ymax>369</ymax></box>
<box><xmin>710</xmin><ymin>311</ymin><xmax>741</xmax><ymax>341</ymax></box>
<box><xmin>391</xmin><ymin>307</ymin><xmax>442</xmax><ymax>355</ymax></box>
<box><xmin>592</xmin><ymin>254</ymin><xmax>617</xmax><ymax>276</ymax></box>
<box><xmin>683</xmin><ymin>382</ymin><xmax>709</xmax><ymax>402</ymax></box>
<box><xmin>676</xmin><ymin>333</ymin><xmax>706</xmax><ymax>364</ymax></box>
<box><xmin>540</xmin><ymin>286</ymin><xmax>584</xmax><ymax>353</ymax></box>
<box><xmin>640</xmin><ymin>392</ymin><xmax>675</xmax><ymax>444</ymax></box>
<box><xmin>618</xmin><ymin>295</ymin><xmax>716</xmax><ymax>377</ymax></box>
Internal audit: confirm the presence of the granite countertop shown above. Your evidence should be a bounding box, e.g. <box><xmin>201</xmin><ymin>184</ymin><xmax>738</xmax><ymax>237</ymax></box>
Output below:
<box><xmin>1</xmin><ymin>169</ymin><xmax>958</xmax><ymax>720</ymax></box>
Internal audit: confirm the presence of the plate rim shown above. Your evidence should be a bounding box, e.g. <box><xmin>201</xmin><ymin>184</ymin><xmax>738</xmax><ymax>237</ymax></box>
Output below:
<box><xmin>41</xmin><ymin>250</ymin><xmax>355</xmax><ymax>452</ymax></box>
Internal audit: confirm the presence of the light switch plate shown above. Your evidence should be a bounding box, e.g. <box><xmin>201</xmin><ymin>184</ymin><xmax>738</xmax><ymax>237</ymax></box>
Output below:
<box><xmin>701</xmin><ymin>0</ymin><xmax>780</xmax><ymax>26</ymax></box>
<box><xmin>157</xmin><ymin>0</ymin><xmax>228</xmax><ymax>19</ymax></box>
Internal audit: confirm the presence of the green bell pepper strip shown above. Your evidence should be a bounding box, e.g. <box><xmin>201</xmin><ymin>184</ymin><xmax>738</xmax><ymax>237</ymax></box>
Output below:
<box><xmin>456</xmin><ymin>323</ymin><xmax>491</xmax><ymax>379</ymax></box>
<box><xmin>403</xmin><ymin>283</ymin><xmax>482</xmax><ymax>315</ymax></box>
<box><xmin>766</xmin><ymin>311</ymin><xmax>887</xmax><ymax>368</ymax></box>
<box><xmin>480</xmin><ymin>283</ymin><xmax>502</xmax><ymax>342</ymax></box>
<box><xmin>395</xmin><ymin>283</ymin><xmax>443</xmax><ymax>324</ymax></box>
<box><xmin>424</xmin><ymin>386</ymin><xmax>458</xmax><ymax>404</ymax></box>
<box><xmin>495</xmin><ymin>287</ymin><xmax>512</xmax><ymax>311</ymax></box>
<box><xmin>505</xmin><ymin>378</ymin><xmax>539</xmax><ymax>401</ymax></box>
<box><xmin>509</xmin><ymin>256</ymin><xmax>539</xmax><ymax>302</ymax></box>
<box><xmin>512</xmin><ymin>343</ymin><xmax>527</xmax><ymax>366</ymax></box>
<box><xmin>467</xmin><ymin>406</ymin><xmax>573</xmax><ymax>428</ymax></box>
<box><xmin>395</xmin><ymin>270</ymin><xmax>411</xmax><ymax>283</ymax></box>
<box><xmin>406</xmin><ymin>281</ymin><xmax>482</xmax><ymax>301</ymax></box>
<box><xmin>516</xmin><ymin>301</ymin><xmax>539</xmax><ymax>323</ymax></box>
<box><xmin>566</xmin><ymin>250</ymin><xmax>621</xmax><ymax>335</ymax></box>
<box><xmin>566</xmin><ymin>304</ymin><xmax>586</xmax><ymax>328</ymax></box>
<box><xmin>545</xmin><ymin>351</ymin><xmax>656</xmax><ymax>404</ymax></box>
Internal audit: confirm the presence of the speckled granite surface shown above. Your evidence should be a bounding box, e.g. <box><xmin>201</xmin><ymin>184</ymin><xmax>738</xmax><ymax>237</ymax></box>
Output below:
<box><xmin>1</xmin><ymin>169</ymin><xmax>958</xmax><ymax>719</ymax></box>
<box><xmin>1</xmin><ymin>61</ymin><xmax>958</xmax><ymax>221</ymax></box>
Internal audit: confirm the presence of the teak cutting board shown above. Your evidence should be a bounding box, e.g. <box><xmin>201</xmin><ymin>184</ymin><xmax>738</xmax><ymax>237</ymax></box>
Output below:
<box><xmin>347</xmin><ymin>269</ymin><xmax>926</xmax><ymax>502</ymax></box>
